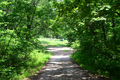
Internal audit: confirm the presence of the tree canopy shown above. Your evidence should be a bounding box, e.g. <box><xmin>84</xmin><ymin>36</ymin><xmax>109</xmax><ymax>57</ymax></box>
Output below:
<box><xmin>0</xmin><ymin>0</ymin><xmax>120</xmax><ymax>79</ymax></box>
<box><xmin>53</xmin><ymin>0</ymin><xmax>120</xmax><ymax>79</ymax></box>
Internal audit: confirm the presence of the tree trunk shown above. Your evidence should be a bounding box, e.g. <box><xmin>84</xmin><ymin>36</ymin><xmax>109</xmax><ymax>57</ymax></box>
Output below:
<box><xmin>101</xmin><ymin>21</ymin><xmax>106</xmax><ymax>41</ymax></box>
<box><xmin>26</xmin><ymin>16</ymin><xmax>31</xmax><ymax>40</ymax></box>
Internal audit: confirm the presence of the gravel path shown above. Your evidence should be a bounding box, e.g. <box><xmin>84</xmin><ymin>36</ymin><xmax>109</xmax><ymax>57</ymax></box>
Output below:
<box><xmin>28</xmin><ymin>47</ymin><xmax>108</xmax><ymax>80</ymax></box>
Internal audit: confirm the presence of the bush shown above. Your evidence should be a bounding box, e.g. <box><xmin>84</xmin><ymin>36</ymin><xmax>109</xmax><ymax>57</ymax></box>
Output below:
<box><xmin>0</xmin><ymin>30</ymin><xmax>52</xmax><ymax>79</ymax></box>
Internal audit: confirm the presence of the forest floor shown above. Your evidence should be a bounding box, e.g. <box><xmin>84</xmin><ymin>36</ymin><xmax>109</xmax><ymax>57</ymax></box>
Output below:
<box><xmin>24</xmin><ymin>47</ymin><xmax>109</xmax><ymax>80</ymax></box>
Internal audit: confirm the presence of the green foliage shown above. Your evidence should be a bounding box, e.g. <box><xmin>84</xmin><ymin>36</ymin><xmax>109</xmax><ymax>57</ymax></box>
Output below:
<box><xmin>0</xmin><ymin>0</ymin><xmax>56</xmax><ymax>79</ymax></box>
<box><xmin>54</xmin><ymin>0</ymin><xmax>120</xmax><ymax>79</ymax></box>
<box><xmin>12</xmin><ymin>49</ymin><xmax>53</xmax><ymax>80</ymax></box>
<box><xmin>70</xmin><ymin>40</ymin><xmax>80</xmax><ymax>50</ymax></box>
<box><xmin>0</xmin><ymin>30</ymin><xmax>53</xmax><ymax>79</ymax></box>
<box><xmin>1</xmin><ymin>0</ymin><xmax>120</xmax><ymax>79</ymax></box>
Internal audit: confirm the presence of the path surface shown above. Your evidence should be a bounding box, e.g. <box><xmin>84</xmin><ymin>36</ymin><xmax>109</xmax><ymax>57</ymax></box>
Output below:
<box><xmin>29</xmin><ymin>47</ymin><xmax>106</xmax><ymax>80</ymax></box>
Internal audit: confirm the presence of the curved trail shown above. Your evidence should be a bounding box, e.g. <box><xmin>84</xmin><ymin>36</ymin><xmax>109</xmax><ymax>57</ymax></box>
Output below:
<box><xmin>28</xmin><ymin>47</ymin><xmax>105</xmax><ymax>80</ymax></box>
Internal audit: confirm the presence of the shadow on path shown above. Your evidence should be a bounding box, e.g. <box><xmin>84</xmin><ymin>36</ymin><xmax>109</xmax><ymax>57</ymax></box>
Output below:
<box><xmin>27</xmin><ymin>47</ymin><xmax>110</xmax><ymax>80</ymax></box>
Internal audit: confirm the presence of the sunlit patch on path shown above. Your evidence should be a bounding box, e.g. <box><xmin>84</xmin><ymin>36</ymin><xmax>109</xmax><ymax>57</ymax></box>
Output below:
<box><xmin>28</xmin><ymin>47</ymin><xmax>100</xmax><ymax>80</ymax></box>
<box><xmin>47</xmin><ymin>47</ymin><xmax>73</xmax><ymax>52</ymax></box>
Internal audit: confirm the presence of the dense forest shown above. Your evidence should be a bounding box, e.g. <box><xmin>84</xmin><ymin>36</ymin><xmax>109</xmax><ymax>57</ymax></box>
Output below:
<box><xmin>0</xmin><ymin>0</ymin><xmax>120</xmax><ymax>80</ymax></box>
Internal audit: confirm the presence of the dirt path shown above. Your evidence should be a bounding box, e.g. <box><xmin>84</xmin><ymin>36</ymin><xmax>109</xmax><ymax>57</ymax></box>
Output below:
<box><xmin>28</xmin><ymin>47</ymin><xmax>107</xmax><ymax>80</ymax></box>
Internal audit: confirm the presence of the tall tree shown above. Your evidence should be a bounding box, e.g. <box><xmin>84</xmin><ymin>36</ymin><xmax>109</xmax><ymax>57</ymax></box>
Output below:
<box><xmin>53</xmin><ymin>0</ymin><xmax>120</xmax><ymax>79</ymax></box>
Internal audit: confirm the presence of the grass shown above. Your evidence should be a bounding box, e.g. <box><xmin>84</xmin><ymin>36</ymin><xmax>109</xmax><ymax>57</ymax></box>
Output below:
<box><xmin>12</xmin><ymin>49</ymin><xmax>53</xmax><ymax>80</ymax></box>
<box><xmin>38</xmin><ymin>38</ymin><xmax>68</xmax><ymax>47</ymax></box>
<box><xmin>12</xmin><ymin>37</ymin><xmax>69</xmax><ymax>80</ymax></box>
<box><xmin>62</xmin><ymin>50</ymin><xmax>71</xmax><ymax>52</ymax></box>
